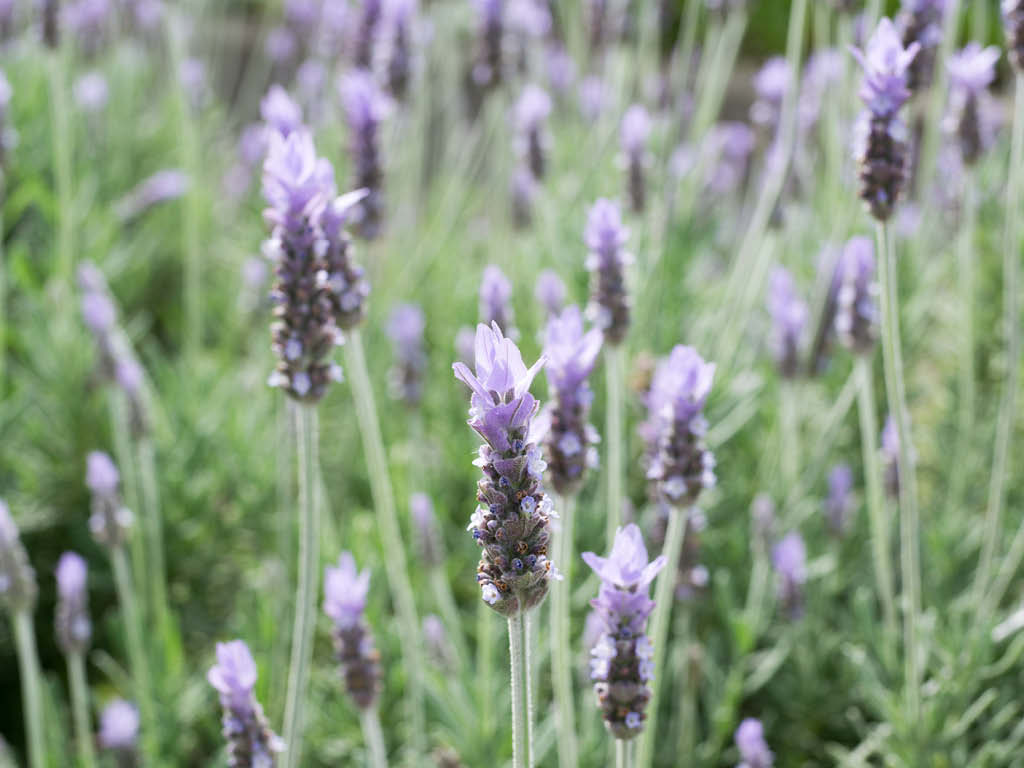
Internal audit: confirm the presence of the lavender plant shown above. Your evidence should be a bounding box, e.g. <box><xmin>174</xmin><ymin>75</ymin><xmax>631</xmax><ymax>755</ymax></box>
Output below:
<box><xmin>98</xmin><ymin>699</ymin><xmax>139</xmax><ymax>767</ymax></box>
<box><xmin>734</xmin><ymin>718</ymin><xmax>773</xmax><ymax>768</ymax></box>
<box><xmin>341</xmin><ymin>70</ymin><xmax>389</xmax><ymax>240</ymax></box>
<box><xmin>55</xmin><ymin>552</ymin><xmax>97</xmax><ymax>768</ymax></box>
<box><xmin>385</xmin><ymin>0</ymin><xmax>415</xmax><ymax>100</ymax></box>
<box><xmin>620</xmin><ymin>105</ymin><xmax>651</xmax><ymax>213</ymax></box>
<box><xmin>772</xmin><ymin>531</ymin><xmax>807</xmax><ymax>620</ymax></box>
<box><xmin>386</xmin><ymin>303</ymin><xmax>426</xmax><ymax>408</ymax></box>
<box><xmin>480</xmin><ymin>264</ymin><xmax>518</xmax><ymax>339</ymax></box>
<box><xmin>515</xmin><ymin>84</ymin><xmax>552</xmax><ymax>180</ymax></box>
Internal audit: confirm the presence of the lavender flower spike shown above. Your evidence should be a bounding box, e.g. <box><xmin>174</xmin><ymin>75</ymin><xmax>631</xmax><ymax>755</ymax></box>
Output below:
<box><xmin>453</xmin><ymin>322</ymin><xmax>555</xmax><ymax>615</ymax></box>
<box><xmin>645</xmin><ymin>346</ymin><xmax>717</xmax><ymax>508</ymax></box>
<box><xmin>0</xmin><ymin>500</ymin><xmax>37</xmax><ymax>614</ymax></box>
<box><xmin>881</xmin><ymin>414</ymin><xmax>905</xmax><ymax>499</ymax></box>
<box><xmin>851</xmin><ymin>18</ymin><xmax>920</xmax><ymax>221</ymax></box>
<box><xmin>621</xmin><ymin>105</ymin><xmax>652</xmax><ymax>212</ymax></box>
<box><xmin>410</xmin><ymin>492</ymin><xmax>443</xmax><ymax>567</ymax></box>
<box><xmin>897</xmin><ymin>0</ymin><xmax>947</xmax><ymax>93</ymax></box>
<box><xmin>515</xmin><ymin>84</ymin><xmax>552</xmax><ymax>179</ymax></box>
<box><xmin>385</xmin><ymin>0</ymin><xmax>416</xmax><ymax>100</ymax></box>
<box><xmin>585</xmin><ymin>199</ymin><xmax>633</xmax><ymax>345</ymax></box>
<box><xmin>341</xmin><ymin>70</ymin><xmax>390</xmax><ymax>240</ymax></box>
<box><xmin>825</xmin><ymin>464</ymin><xmax>855</xmax><ymax>535</ymax></box>
<box><xmin>472</xmin><ymin>0</ymin><xmax>505</xmax><ymax>89</ymax></box>
<box><xmin>86</xmin><ymin>452</ymin><xmax>133</xmax><ymax>548</ymax></box>
<box><xmin>55</xmin><ymin>552</ymin><xmax>92</xmax><ymax>656</ymax></box>
<box><xmin>750</xmin><ymin>57</ymin><xmax>791</xmax><ymax>131</ymax></box>
<box><xmin>324</xmin><ymin>552</ymin><xmax>381</xmax><ymax>709</ymax></box>
<box><xmin>260</xmin><ymin>85</ymin><xmax>303</xmax><ymax>137</ymax></box>
<box><xmin>98</xmin><ymin>699</ymin><xmax>139</xmax><ymax>754</ymax></box>
<box><xmin>946</xmin><ymin>43</ymin><xmax>1000</xmax><ymax>165</ymax></box>
<box><xmin>263</xmin><ymin>128</ymin><xmax>344</xmax><ymax>402</ymax></box>
<box><xmin>480</xmin><ymin>264</ymin><xmax>518</xmax><ymax>339</ymax></box>
<box><xmin>735</xmin><ymin>718</ymin><xmax>774</xmax><ymax>768</ymax></box>
<box><xmin>767</xmin><ymin>267</ymin><xmax>808</xmax><ymax>377</ymax></box>
<box><xmin>543</xmin><ymin>305</ymin><xmax>603</xmax><ymax>495</ymax></box>
<box><xmin>834</xmin><ymin>236</ymin><xmax>878</xmax><ymax>354</ymax></box>
<box><xmin>353</xmin><ymin>0</ymin><xmax>383</xmax><ymax>70</ymax></box>
<box><xmin>387</xmin><ymin>303</ymin><xmax>426</xmax><ymax>407</ymax></box>
<box><xmin>208</xmin><ymin>640</ymin><xmax>285</xmax><ymax>767</ymax></box>
<box><xmin>1005</xmin><ymin>0</ymin><xmax>1024</xmax><ymax>72</ymax></box>
<box><xmin>534</xmin><ymin>270</ymin><xmax>566</xmax><ymax>318</ymax></box>
<box><xmin>772</xmin><ymin>531</ymin><xmax>807</xmax><ymax>619</ymax></box>
<box><xmin>583</xmin><ymin>523</ymin><xmax>667</xmax><ymax>738</ymax></box>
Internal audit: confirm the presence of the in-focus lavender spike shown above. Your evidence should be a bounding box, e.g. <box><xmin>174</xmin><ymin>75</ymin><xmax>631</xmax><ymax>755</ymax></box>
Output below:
<box><xmin>583</xmin><ymin>524</ymin><xmax>667</xmax><ymax>738</ymax></box>
<box><xmin>735</xmin><ymin>718</ymin><xmax>774</xmax><ymax>768</ymax></box>
<box><xmin>452</xmin><ymin>322</ymin><xmax>554</xmax><ymax>615</ymax></box>
<box><xmin>340</xmin><ymin>70</ymin><xmax>390</xmax><ymax>240</ymax></box>
<box><xmin>324</xmin><ymin>552</ymin><xmax>381</xmax><ymax>709</ymax></box>
<box><xmin>0</xmin><ymin>499</ymin><xmax>37</xmax><ymax>614</ymax></box>
<box><xmin>542</xmin><ymin>306</ymin><xmax>603</xmax><ymax>495</ymax></box>
<box><xmin>207</xmin><ymin>640</ymin><xmax>285</xmax><ymax>766</ymax></box>
<box><xmin>585</xmin><ymin>198</ymin><xmax>632</xmax><ymax>345</ymax></box>
<box><xmin>55</xmin><ymin>552</ymin><xmax>92</xmax><ymax>656</ymax></box>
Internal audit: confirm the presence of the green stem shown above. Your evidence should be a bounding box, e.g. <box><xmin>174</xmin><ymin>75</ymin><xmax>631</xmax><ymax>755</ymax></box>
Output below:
<box><xmin>0</xmin><ymin>171</ymin><xmax>6</xmax><ymax>397</ymax></box>
<box><xmin>478</xmin><ymin>602</ymin><xmax>495</xmax><ymax>741</ymax></box>
<box><xmin>875</xmin><ymin>220</ymin><xmax>921</xmax><ymax>729</ymax></box>
<box><xmin>137</xmin><ymin>437</ymin><xmax>175</xmax><ymax>671</ymax></box>
<box><xmin>605</xmin><ymin>345</ymin><xmax>625</xmax><ymax>548</ymax></box>
<box><xmin>108</xmin><ymin>392</ymin><xmax>146</xmax><ymax>601</ymax></box>
<box><xmin>635</xmin><ymin>506</ymin><xmax>687</xmax><ymax>768</ymax></box>
<box><xmin>615</xmin><ymin>739</ymin><xmax>630</xmax><ymax>768</ymax></box>
<box><xmin>975</xmin><ymin>76</ymin><xmax>1024</xmax><ymax>611</ymax></box>
<box><xmin>13</xmin><ymin>611</ymin><xmax>46</xmax><ymax>768</ymax></box>
<box><xmin>111</xmin><ymin>545</ymin><xmax>158</xmax><ymax>762</ymax></box>
<box><xmin>672</xmin><ymin>613</ymin><xmax>696</xmax><ymax>764</ymax></box>
<box><xmin>780</xmin><ymin>381</ymin><xmax>800</xmax><ymax>491</ymax></box>
<box><xmin>855</xmin><ymin>356</ymin><xmax>897</xmax><ymax>646</ymax></box>
<box><xmin>48</xmin><ymin>50</ymin><xmax>74</xmax><ymax>302</ymax></box>
<box><xmin>68</xmin><ymin>652</ymin><xmax>97</xmax><ymax>768</ymax></box>
<box><xmin>431</xmin><ymin>568</ymin><xmax>470</xmax><ymax>668</ymax></box>
<box><xmin>551</xmin><ymin>496</ymin><xmax>578</xmax><ymax>768</ymax></box>
<box><xmin>524</xmin><ymin>611</ymin><xmax>536</xmax><ymax>768</ymax></box>
<box><xmin>508</xmin><ymin>614</ymin><xmax>528</xmax><ymax>768</ymax></box>
<box><xmin>359</xmin><ymin>708</ymin><xmax>389</xmax><ymax>768</ymax></box>
<box><xmin>281</xmin><ymin>403</ymin><xmax>320</xmax><ymax>768</ymax></box>
<box><xmin>345</xmin><ymin>330</ymin><xmax>425</xmax><ymax>757</ymax></box>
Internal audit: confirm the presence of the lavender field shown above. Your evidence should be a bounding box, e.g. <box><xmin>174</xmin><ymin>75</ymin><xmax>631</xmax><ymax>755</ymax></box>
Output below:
<box><xmin>0</xmin><ymin>0</ymin><xmax>1022</xmax><ymax>766</ymax></box>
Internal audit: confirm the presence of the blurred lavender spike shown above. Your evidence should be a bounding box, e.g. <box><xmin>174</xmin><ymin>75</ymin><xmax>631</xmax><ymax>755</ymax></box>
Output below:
<box><xmin>262</xmin><ymin>128</ymin><xmax>344</xmax><ymax>402</ymax></box>
<box><xmin>340</xmin><ymin>70</ymin><xmax>389</xmax><ymax>240</ymax></box>
<box><xmin>750</xmin><ymin>57</ymin><xmax>790</xmax><ymax>133</ymax></box>
<box><xmin>452</xmin><ymin>322</ymin><xmax>554</xmax><ymax>615</ymax></box>
<box><xmin>472</xmin><ymin>0</ymin><xmax>505</xmax><ymax>90</ymax></box>
<box><xmin>583</xmin><ymin>523</ymin><xmax>667</xmax><ymax>738</ymax></box>
<box><xmin>42</xmin><ymin>0</ymin><xmax>59</xmax><ymax>47</ymax></box>
<box><xmin>534</xmin><ymin>269</ymin><xmax>566</xmax><ymax>318</ymax></box>
<box><xmin>73</xmin><ymin>71</ymin><xmax>108</xmax><ymax>113</ymax></box>
<box><xmin>115</xmin><ymin>170</ymin><xmax>188</xmax><ymax>221</ymax></box>
<box><xmin>584</xmin><ymin>198</ymin><xmax>632</xmax><ymax>345</ymax></box>
<box><xmin>511</xmin><ymin>165</ymin><xmax>538</xmax><ymax>229</ymax></box>
<box><xmin>0</xmin><ymin>500</ymin><xmax>38</xmax><ymax>614</ymax></box>
<box><xmin>851</xmin><ymin>18</ymin><xmax>919</xmax><ymax>221</ymax></box>
<box><xmin>1005</xmin><ymin>0</ymin><xmax>1024</xmax><ymax>71</ymax></box>
<box><xmin>98</xmin><ymin>699</ymin><xmax>139</xmax><ymax>755</ymax></box>
<box><xmin>766</xmin><ymin>267</ymin><xmax>807</xmax><ymax>378</ymax></box>
<box><xmin>0</xmin><ymin>69</ymin><xmax>14</xmax><ymax>167</ymax></box>
<box><xmin>86</xmin><ymin>451</ymin><xmax>133</xmax><ymax>548</ymax></box>
<box><xmin>515</xmin><ymin>84</ymin><xmax>552</xmax><ymax>179</ymax></box>
<box><xmin>825</xmin><ymin>464</ymin><xmax>855</xmax><ymax>535</ymax></box>
<box><xmin>543</xmin><ymin>305</ymin><xmax>603</xmax><ymax>495</ymax></box>
<box><xmin>621</xmin><ymin>105</ymin><xmax>651</xmax><ymax>212</ymax></box>
<box><xmin>644</xmin><ymin>346</ymin><xmax>717</xmax><ymax>508</ymax></box>
<box><xmin>772</xmin><ymin>531</ymin><xmax>807</xmax><ymax>619</ymax></box>
<box><xmin>261</xmin><ymin>85</ymin><xmax>304</xmax><ymax>137</ymax></box>
<box><xmin>410</xmin><ymin>492</ymin><xmax>443</xmax><ymax>566</ymax></box>
<box><xmin>880</xmin><ymin>414</ymin><xmax>908</xmax><ymax>499</ymax></box>
<box><xmin>385</xmin><ymin>0</ymin><xmax>416</xmax><ymax>99</ymax></box>
<box><xmin>322</xmin><ymin>188</ymin><xmax>371</xmax><ymax>331</ymax></box>
<box><xmin>353</xmin><ymin>0</ymin><xmax>383</xmax><ymax>69</ymax></box>
<box><xmin>207</xmin><ymin>641</ymin><xmax>285</xmax><ymax>766</ymax></box>
<box><xmin>324</xmin><ymin>553</ymin><xmax>382</xmax><ymax>709</ymax></box>
<box><xmin>479</xmin><ymin>264</ymin><xmax>518</xmax><ymax>340</ymax></box>
<box><xmin>946</xmin><ymin>43</ymin><xmax>1000</xmax><ymax>165</ymax></box>
<box><xmin>387</xmin><ymin>303</ymin><xmax>426</xmax><ymax>407</ymax></box>
<box><xmin>735</xmin><ymin>718</ymin><xmax>774</xmax><ymax>768</ymax></box>
<box><xmin>896</xmin><ymin>0</ymin><xmax>947</xmax><ymax>93</ymax></box>
<box><xmin>834</xmin><ymin>236</ymin><xmax>879</xmax><ymax>354</ymax></box>
<box><xmin>55</xmin><ymin>552</ymin><xmax>91</xmax><ymax>656</ymax></box>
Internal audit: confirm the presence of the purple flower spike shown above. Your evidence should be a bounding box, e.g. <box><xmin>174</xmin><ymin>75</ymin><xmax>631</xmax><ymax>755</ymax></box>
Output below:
<box><xmin>834</xmin><ymin>236</ymin><xmax>878</xmax><ymax>354</ymax></box>
<box><xmin>946</xmin><ymin>43</ymin><xmax>1000</xmax><ymax>164</ymax></box>
<box><xmin>621</xmin><ymin>105</ymin><xmax>652</xmax><ymax>212</ymax></box>
<box><xmin>767</xmin><ymin>267</ymin><xmax>808</xmax><ymax>377</ymax></box>
<box><xmin>387</xmin><ymin>303</ymin><xmax>427</xmax><ymax>407</ymax></box>
<box><xmin>644</xmin><ymin>346</ymin><xmax>717</xmax><ymax>507</ymax></box>
<box><xmin>261</xmin><ymin>84</ymin><xmax>304</xmax><ymax>137</ymax></box>
<box><xmin>115</xmin><ymin>169</ymin><xmax>189</xmax><ymax>221</ymax></box>
<box><xmin>0</xmin><ymin>68</ymin><xmax>13</xmax><ymax>166</ymax></box>
<box><xmin>511</xmin><ymin>165</ymin><xmax>538</xmax><ymax>229</ymax></box>
<box><xmin>98</xmin><ymin>699</ymin><xmax>139</xmax><ymax>753</ymax></box>
<box><xmin>55</xmin><ymin>552</ymin><xmax>91</xmax><ymax>655</ymax></box>
<box><xmin>0</xmin><ymin>499</ymin><xmax>37</xmax><ymax>613</ymax></box>
<box><xmin>324</xmin><ymin>553</ymin><xmax>381</xmax><ymax>709</ymax></box>
<box><xmin>799</xmin><ymin>50</ymin><xmax>842</xmax><ymax>137</ymax></box>
<box><xmin>881</xmin><ymin>414</ymin><xmax>915</xmax><ymax>499</ymax></box>
<box><xmin>341</xmin><ymin>70</ymin><xmax>389</xmax><ymax>240</ymax></box>
<box><xmin>825</xmin><ymin>464</ymin><xmax>855</xmax><ymax>535</ymax></box>
<box><xmin>479</xmin><ymin>264</ymin><xmax>518</xmax><ymax>340</ymax></box>
<box><xmin>772</xmin><ymin>531</ymin><xmax>807</xmax><ymax>619</ymax></box>
<box><xmin>385</xmin><ymin>0</ymin><xmax>416</xmax><ymax>99</ymax></box>
<box><xmin>410</xmin><ymin>492</ymin><xmax>444</xmax><ymax>567</ymax></box>
<box><xmin>585</xmin><ymin>199</ymin><xmax>632</xmax><ymax>345</ymax></box>
<box><xmin>208</xmin><ymin>640</ymin><xmax>284</xmax><ymax>764</ymax></box>
<box><xmin>579</xmin><ymin>75</ymin><xmax>607</xmax><ymax>121</ymax></box>
<box><xmin>452</xmin><ymin>323</ymin><xmax>554</xmax><ymax>616</ymax></box>
<box><xmin>851</xmin><ymin>18</ymin><xmax>919</xmax><ymax>220</ymax></box>
<box><xmin>1006</xmin><ymin>0</ymin><xmax>1024</xmax><ymax>71</ymax></box>
<box><xmin>74</xmin><ymin>72</ymin><xmax>108</xmax><ymax>113</ymax></box>
<box><xmin>353</xmin><ymin>0</ymin><xmax>383</xmax><ymax>70</ymax></box>
<box><xmin>534</xmin><ymin>269</ymin><xmax>566</xmax><ymax>318</ymax></box>
<box><xmin>516</xmin><ymin>84</ymin><xmax>553</xmax><ymax>179</ymax></box>
<box><xmin>584</xmin><ymin>524</ymin><xmax>666</xmax><ymax>739</ymax></box>
<box><xmin>897</xmin><ymin>0</ymin><xmax>947</xmax><ymax>92</ymax></box>
<box><xmin>750</xmin><ymin>57</ymin><xmax>790</xmax><ymax>130</ymax></box>
<box><xmin>86</xmin><ymin>452</ymin><xmax>132</xmax><ymax>548</ymax></box>
<box><xmin>472</xmin><ymin>0</ymin><xmax>505</xmax><ymax>89</ymax></box>
<box><xmin>735</xmin><ymin>718</ymin><xmax>774</xmax><ymax>768</ymax></box>
<box><xmin>543</xmin><ymin>305</ymin><xmax>603</xmax><ymax>494</ymax></box>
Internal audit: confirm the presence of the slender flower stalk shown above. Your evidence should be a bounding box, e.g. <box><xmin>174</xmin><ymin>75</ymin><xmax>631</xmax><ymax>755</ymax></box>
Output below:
<box><xmin>0</xmin><ymin>501</ymin><xmax>46</xmax><ymax>768</ymax></box>
<box><xmin>56</xmin><ymin>552</ymin><xmax>98</xmax><ymax>768</ymax></box>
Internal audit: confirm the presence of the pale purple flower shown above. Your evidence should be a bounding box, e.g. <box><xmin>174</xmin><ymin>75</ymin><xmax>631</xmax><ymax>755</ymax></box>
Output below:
<box><xmin>735</xmin><ymin>718</ymin><xmax>773</xmax><ymax>768</ymax></box>
<box><xmin>750</xmin><ymin>57</ymin><xmax>790</xmax><ymax>129</ymax></box>
<box><xmin>834</xmin><ymin>236</ymin><xmax>878</xmax><ymax>353</ymax></box>
<box><xmin>86</xmin><ymin>451</ymin><xmax>132</xmax><ymax>547</ymax></box>
<box><xmin>324</xmin><ymin>552</ymin><xmax>371</xmax><ymax>630</ymax></box>
<box><xmin>265</xmin><ymin>25</ymin><xmax>298</xmax><ymax>64</ymax></box>
<box><xmin>621</xmin><ymin>105</ymin><xmax>651</xmax><ymax>211</ymax></box>
<box><xmin>74</xmin><ymin>71</ymin><xmax>108</xmax><ymax>113</ymax></box>
<box><xmin>261</xmin><ymin>85</ymin><xmax>303</xmax><ymax>137</ymax></box>
<box><xmin>579</xmin><ymin>75</ymin><xmax>607</xmax><ymax>121</ymax></box>
<box><xmin>825</xmin><ymin>464</ymin><xmax>854</xmax><ymax>534</ymax></box>
<box><xmin>471</xmin><ymin>0</ymin><xmax>504</xmax><ymax>88</ymax></box>
<box><xmin>387</xmin><ymin>303</ymin><xmax>426</xmax><ymax>407</ymax></box>
<box><xmin>767</xmin><ymin>267</ymin><xmax>807</xmax><ymax>377</ymax></box>
<box><xmin>341</xmin><ymin>70</ymin><xmax>390</xmax><ymax>239</ymax></box>
<box><xmin>115</xmin><ymin>169</ymin><xmax>188</xmax><ymax>221</ymax></box>
<box><xmin>546</xmin><ymin>45</ymin><xmax>575</xmax><ymax>95</ymax></box>
<box><xmin>773</xmin><ymin>531</ymin><xmax>807</xmax><ymax>618</ymax></box>
<box><xmin>946</xmin><ymin>43</ymin><xmax>1000</xmax><ymax>163</ymax></box>
<box><xmin>535</xmin><ymin>270</ymin><xmax>566</xmax><ymax>317</ymax></box>
<box><xmin>479</xmin><ymin>264</ymin><xmax>517</xmax><ymax>339</ymax></box>
<box><xmin>86</xmin><ymin>451</ymin><xmax>119</xmax><ymax>496</ymax></box>
<box><xmin>81</xmin><ymin>291</ymin><xmax>116</xmax><ymax>334</ymax></box>
<box><xmin>98</xmin><ymin>699</ymin><xmax>139</xmax><ymax>752</ymax></box>
<box><xmin>0</xmin><ymin>499</ymin><xmax>37</xmax><ymax>613</ymax></box>
<box><xmin>324</xmin><ymin>552</ymin><xmax>380</xmax><ymax>708</ymax></box>
<box><xmin>208</xmin><ymin>641</ymin><xmax>284</xmax><ymax>763</ymax></box>
<box><xmin>851</xmin><ymin>18</ymin><xmax>920</xmax><ymax>117</ymax></box>
<box><xmin>705</xmin><ymin>122</ymin><xmax>756</xmax><ymax>196</ymax></box>
<box><xmin>55</xmin><ymin>552</ymin><xmax>91</xmax><ymax>655</ymax></box>
<box><xmin>63</xmin><ymin>0</ymin><xmax>110</xmax><ymax>52</ymax></box>
<box><xmin>353</xmin><ymin>0</ymin><xmax>383</xmax><ymax>70</ymax></box>
<box><xmin>585</xmin><ymin>198</ymin><xmax>632</xmax><ymax>344</ymax></box>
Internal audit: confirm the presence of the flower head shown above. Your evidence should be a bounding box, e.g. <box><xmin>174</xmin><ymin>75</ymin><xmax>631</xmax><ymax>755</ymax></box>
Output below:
<box><xmin>773</xmin><ymin>531</ymin><xmax>807</xmax><ymax>619</ymax></box>
<box><xmin>208</xmin><ymin>640</ymin><xmax>285</xmax><ymax>763</ymax></box>
<box><xmin>825</xmin><ymin>463</ymin><xmax>854</xmax><ymax>534</ymax></box>
<box><xmin>86</xmin><ymin>451</ymin><xmax>119</xmax><ymax>496</ymax></box>
<box><xmin>98</xmin><ymin>699</ymin><xmax>139</xmax><ymax>752</ymax></box>
<box><xmin>324</xmin><ymin>552</ymin><xmax>371</xmax><ymax>629</ymax></box>
<box><xmin>767</xmin><ymin>267</ymin><xmax>807</xmax><ymax>377</ymax></box>
<box><xmin>324</xmin><ymin>551</ymin><xmax>381</xmax><ymax>708</ymax></box>
<box><xmin>261</xmin><ymin>84</ymin><xmax>304</xmax><ymax>136</ymax></box>
<box><xmin>583</xmin><ymin>524</ymin><xmax>667</xmax><ymax>590</ymax></box>
<box><xmin>535</xmin><ymin>270</ymin><xmax>566</xmax><ymax>317</ymax></box>
<box><xmin>621</xmin><ymin>105</ymin><xmax>652</xmax><ymax>155</ymax></box>
<box><xmin>948</xmin><ymin>43</ymin><xmax>1000</xmax><ymax>93</ymax></box>
<box><xmin>735</xmin><ymin>718</ymin><xmax>773</xmax><ymax>768</ymax></box>
<box><xmin>851</xmin><ymin>18</ymin><xmax>920</xmax><ymax>116</ymax></box>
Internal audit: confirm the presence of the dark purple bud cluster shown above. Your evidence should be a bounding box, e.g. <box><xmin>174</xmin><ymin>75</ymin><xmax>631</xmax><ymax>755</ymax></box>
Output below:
<box><xmin>0</xmin><ymin>500</ymin><xmax>37</xmax><ymax>614</ymax></box>
<box><xmin>1005</xmin><ymin>0</ymin><xmax>1024</xmax><ymax>71</ymax></box>
<box><xmin>55</xmin><ymin>552</ymin><xmax>92</xmax><ymax>656</ymax></box>
<box><xmin>387</xmin><ymin>304</ymin><xmax>427</xmax><ymax>408</ymax></box>
<box><xmin>341</xmin><ymin>71</ymin><xmax>389</xmax><ymax>240</ymax></box>
<box><xmin>542</xmin><ymin>306</ymin><xmax>603</xmax><ymax>495</ymax></box>
<box><xmin>472</xmin><ymin>0</ymin><xmax>505</xmax><ymax>90</ymax></box>
<box><xmin>321</xmin><ymin>191</ymin><xmax>371</xmax><ymax>330</ymax></box>
<box><xmin>324</xmin><ymin>553</ymin><xmax>381</xmax><ymax>709</ymax></box>
<box><xmin>583</xmin><ymin>524</ymin><xmax>666</xmax><ymax>739</ymax></box>
<box><xmin>86</xmin><ymin>452</ymin><xmax>134</xmax><ymax>549</ymax></box>
<box><xmin>453</xmin><ymin>323</ymin><xmax>555</xmax><ymax>616</ymax></box>
<box><xmin>585</xmin><ymin>199</ymin><xmax>632</xmax><ymax>345</ymax></box>
<box><xmin>896</xmin><ymin>0</ymin><xmax>947</xmax><ymax>93</ymax></box>
<box><xmin>851</xmin><ymin>19</ymin><xmax>919</xmax><ymax>222</ymax></box>
<box><xmin>515</xmin><ymin>84</ymin><xmax>552</xmax><ymax>180</ymax></box>
<box><xmin>207</xmin><ymin>641</ymin><xmax>285</xmax><ymax>767</ymax></box>
<box><xmin>644</xmin><ymin>346</ymin><xmax>717</xmax><ymax>509</ymax></box>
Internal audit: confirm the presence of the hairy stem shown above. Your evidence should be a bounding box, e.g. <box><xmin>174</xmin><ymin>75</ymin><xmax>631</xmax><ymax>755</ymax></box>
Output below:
<box><xmin>524</xmin><ymin>610</ymin><xmax>536</xmax><ymax>768</ymax></box>
<box><xmin>281</xmin><ymin>403</ymin><xmax>320</xmax><ymax>768</ymax></box>
<box><xmin>359</xmin><ymin>708</ymin><xmax>389</xmax><ymax>768</ymax></box>
<box><xmin>509</xmin><ymin>614</ymin><xmax>528</xmax><ymax>768</ymax></box>
<box><xmin>551</xmin><ymin>495</ymin><xmax>578</xmax><ymax>768</ymax></box>
<box><xmin>68</xmin><ymin>651</ymin><xmax>98</xmax><ymax>768</ymax></box>
<box><xmin>605</xmin><ymin>345</ymin><xmax>625</xmax><ymax>548</ymax></box>
<box><xmin>616</xmin><ymin>739</ymin><xmax>630</xmax><ymax>768</ymax></box>
<box><xmin>13</xmin><ymin>611</ymin><xmax>46</xmax><ymax>768</ymax></box>
<box><xmin>345</xmin><ymin>330</ymin><xmax>425</xmax><ymax>757</ymax></box>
